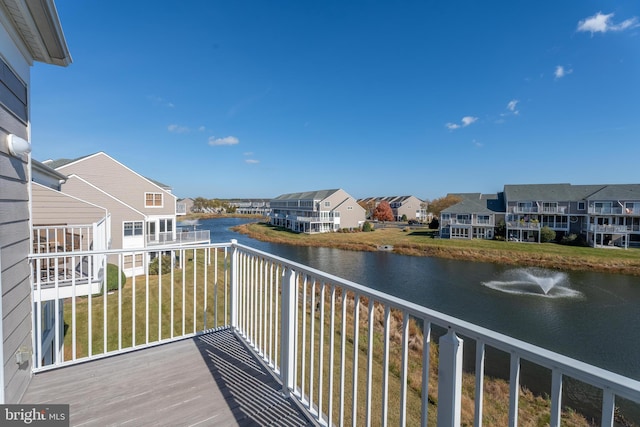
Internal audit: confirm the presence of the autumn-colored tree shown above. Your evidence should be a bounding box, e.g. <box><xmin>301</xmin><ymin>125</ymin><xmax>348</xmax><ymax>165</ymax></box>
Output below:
<box><xmin>428</xmin><ymin>194</ymin><xmax>463</xmax><ymax>217</ymax></box>
<box><xmin>358</xmin><ymin>199</ymin><xmax>377</xmax><ymax>219</ymax></box>
<box><xmin>372</xmin><ymin>200</ymin><xmax>395</xmax><ymax>222</ymax></box>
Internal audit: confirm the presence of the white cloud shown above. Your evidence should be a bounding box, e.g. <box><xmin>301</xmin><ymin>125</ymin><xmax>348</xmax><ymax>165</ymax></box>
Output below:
<box><xmin>461</xmin><ymin>116</ymin><xmax>478</xmax><ymax>127</ymax></box>
<box><xmin>208</xmin><ymin>136</ymin><xmax>239</xmax><ymax>146</ymax></box>
<box><xmin>198</xmin><ymin>126</ymin><xmax>206</xmax><ymax>132</ymax></box>
<box><xmin>507</xmin><ymin>100</ymin><xmax>519</xmax><ymax>113</ymax></box>
<box><xmin>243</xmin><ymin>152</ymin><xmax>254</xmax><ymax>156</ymax></box>
<box><xmin>245</xmin><ymin>159</ymin><xmax>260</xmax><ymax>164</ymax></box>
<box><xmin>446</xmin><ymin>116</ymin><xmax>478</xmax><ymax>130</ymax></box>
<box><xmin>577</xmin><ymin>12</ymin><xmax>639</xmax><ymax>35</ymax></box>
<box><xmin>472</xmin><ymin>139</ymin><xmax>483</xmax><ymax>148</ymax></box>
<box><xmin>554</xmin><ymin>65</ymin><xmax>573</xmax><ymax>79</ymax></box>
<box><xmin>168</xmin><ymin>124</ymin><xmax>189</xmax><ymax>133</ymax></box>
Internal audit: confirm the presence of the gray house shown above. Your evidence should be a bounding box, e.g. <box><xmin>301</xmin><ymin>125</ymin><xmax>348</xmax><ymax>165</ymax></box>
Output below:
<box><xmin>0</xmin><ymin>0</ymin><xmax>71</xmax><ymax>403</ymax></box>
<box><xmin>271</xmin><ymin>189</ymin><xmax>366</xmax><ymax>233</ymax></box>
<box><xmin>358</xmin><ymin>195</ymin><xmax>427</xmax><ymax>222</ymax></box>
<box><xmin>439</xmin><ymin>193</ymin><xmax>505</xmax><ymax>240</ymax></box>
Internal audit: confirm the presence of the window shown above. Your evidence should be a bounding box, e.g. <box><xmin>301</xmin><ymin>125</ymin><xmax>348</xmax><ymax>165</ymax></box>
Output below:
<box><xmin>160</xmin><ymin>218</ymin><xmax>173</xmax><ymax>232</ymax></box>
<box><xmin>578</xmin><ymin>202</ymin><xmax>585</xmax><ymax>210</ymax></box>
<box><xmin>145</xmin><ymin>192</ymin><xmax>163</xmax><ymax>207</ymax></box>
<box><xmin>124</xmin><ymin>221</ymin><xmax>143</xmax><ymax>236</ymax></box>
<box><xmin>347</xmin><ymin>206</ymin><xmax>353</xmax><ymax>210</ymax></box>
<box><xmin>324</xmin><ymin>201</ymin><xmax>331</xmax><ymax>207</ymax></box>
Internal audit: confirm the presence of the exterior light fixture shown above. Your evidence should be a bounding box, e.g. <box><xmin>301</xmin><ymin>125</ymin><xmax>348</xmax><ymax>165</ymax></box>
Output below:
<box><xmin>6</xmin><ymin>134</ymin><xmax>31</xmax><ymax>157</ymax></box>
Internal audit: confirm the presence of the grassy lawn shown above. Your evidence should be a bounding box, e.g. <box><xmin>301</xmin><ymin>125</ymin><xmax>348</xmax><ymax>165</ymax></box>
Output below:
<box><xmin>236</xmin><ymin>222</ymin><xmax>640</xmax><ymax>276</ymax></box>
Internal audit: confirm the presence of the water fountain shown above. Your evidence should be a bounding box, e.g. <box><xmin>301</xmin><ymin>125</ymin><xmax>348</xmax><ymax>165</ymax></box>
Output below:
<box><xmin>482</xmin><ymin>267</ymin><xmax>582</xmax><ymax>298</ymax></box>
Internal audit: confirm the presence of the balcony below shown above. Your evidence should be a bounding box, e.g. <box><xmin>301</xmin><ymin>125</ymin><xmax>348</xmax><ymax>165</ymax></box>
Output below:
<box><xmin>146</xmin><ymin>230</ymin><xmax>210</xmax><ymax>246</ymax></box>
<box><xmin>21</xmin><ymin>328</ymin><xmax>313</xmax><ymax>426</ymax></box>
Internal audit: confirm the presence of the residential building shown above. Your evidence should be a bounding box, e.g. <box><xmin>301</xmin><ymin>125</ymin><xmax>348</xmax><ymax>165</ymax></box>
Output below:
<box><xmin>228</xmin><ymin>198</ymin><xmax>271</xmax><ymax>216</ymax></box>
<box><xmin>44</xmin><ymin>152</ymin><xmax>209</xmax><ymax>275</ymax></box>
<box><xmin>0</xmin><ymin>0</ymin><xmax>71</xmax><ymax>403</ymax></box>
<box><xmin>358</xmin><ymin>195</ymin><xmax>427</xmax><ymax>222</ymax></box>
<box><xmin>584</xmin><ymin>184</ymin><xmax>640</xmax><ymax>248</ymax></box>
<box><xmin>270</xmin><ymin>189</ymin><xmax>365</xmax><ymax>233</ymax></box>
<box><xmin>440</xmin><ymin>193</ymin><xmax>505</xmax><ymax>239</ymax></box>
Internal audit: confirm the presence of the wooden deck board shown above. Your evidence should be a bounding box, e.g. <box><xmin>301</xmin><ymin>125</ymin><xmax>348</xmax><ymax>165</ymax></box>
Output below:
<box><xmin>21</xmin><ymin>329</ymin><xmax>314</xmax><ymax>426</ymax></box>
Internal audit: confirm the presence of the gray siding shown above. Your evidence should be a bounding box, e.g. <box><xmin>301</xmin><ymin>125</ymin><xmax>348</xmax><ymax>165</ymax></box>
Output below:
<box><xmin>1</xmin><ymin>142</ymin><xmax>32</xmax><ymax>404</ymax></box>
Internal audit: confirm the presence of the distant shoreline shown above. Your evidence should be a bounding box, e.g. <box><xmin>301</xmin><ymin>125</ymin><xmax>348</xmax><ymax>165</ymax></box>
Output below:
<box><xmin>232</xmin><ymin>222</ymin><xmax>640</xmax><ymax>277</ymax></box>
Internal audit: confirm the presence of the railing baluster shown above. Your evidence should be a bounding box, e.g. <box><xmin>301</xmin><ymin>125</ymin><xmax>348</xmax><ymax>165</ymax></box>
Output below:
<box><xmin>280</xmin><ymin>267</ymin><xmax>296</xmax><ymax>396</ymax></box>
<box><xmin>301</xmin><ymin>275</ymin><xmax>308</xmax><ymax>402</ymax></box>
<box><xmin>318</xmin><ymin>281</ymin><xmax>326</xmax><ymax>422</ymax></box>
<box><xmin>145</xmin><ymin>253</ymin><xmax>150</xmax><ymax>344</ymax></box>
<box><xmin>400</xmin><ymin>311</ymin><xmax>409</xmax><ymax>427</ymax></box>
<box><xmin>509</xmin><ymin>353</ymin><xmax>520</xmax><ymax>427</ymax></box>
<box><xmin>181</xmin><ymin>249</ymin><xmax>186</xmax><ymax>337</ymax></box>
<box><xmin>475</xmin><ymin>340</ymin><xmax>486</xmax><ymax>427</ymax></box>
<box><xmin>339</xmin><ymin>289</ymin><xmax>347</xmax><ymax>425</ymax></box>
<box><xmin>352</xmin><ymin>292</ymin><xmax>360</xmax><ymax>427</ymax></box>
<box><xmin>158</xmin><ymin>253</ymin><xmax>163</xmax><ymax>341</ymax></box>
<box><xmin>327</xmin><ymin>285</ymin><xmax>336</xmax><ymax>426</ymax></box>
<box><xmin>87</xmin><ymin>253</ymin><xmax>93</xmax><ymax>356</ymax></box>
<box><xmin>421</xmin><ymin>321</ymin><xmax>431</xmax><ymax>427</ymax></box>
<box><xmin>382</xmin><ymin>304</ymin><xmax>390</xmax><ymax>427</ymax></box>
<box><xmin>170</xmin><ymin>250</ymin><xmax>175</xmax><ymax>339</ymax></box>
<box><xmin>192</xmin><ymin>248</ymin><xmax>196</xmax><ymax>334</ymax></box>
<box><xmin>601</xmin><ymin>389</ymin><xmax>615</xmax><ymax>427</ymax></box>
<box><xmin>118</xmin><ymin>254</ymin><xmax>122</xmax><ymax>351</ymax></box>
<box><xmin>309</xmin><ymin>278</ymin><xmax>316</xmax><ymax>413</ymax></box>
<box><xmin>365</xmin><ymin>298</ymin><xmax>375</xmax><ymax>427</ymax></box>
<box><xmin>550</xmin><ymin>369</ymin><xmax>562</xmax><ymax>427</ymax></box>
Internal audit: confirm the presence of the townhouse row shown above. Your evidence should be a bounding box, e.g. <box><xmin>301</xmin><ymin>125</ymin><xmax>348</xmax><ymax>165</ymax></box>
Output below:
<box><xmin>440</xmin><ymin>183</ymin><xmax>640</xmax><ymax>248</ymax></box>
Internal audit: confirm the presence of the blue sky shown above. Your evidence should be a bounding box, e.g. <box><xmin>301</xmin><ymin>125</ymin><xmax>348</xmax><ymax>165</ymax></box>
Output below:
<box><xmin>31</xmin><ymin>1</ymin><xmax>640</xmax><ymax>200</ymax></box>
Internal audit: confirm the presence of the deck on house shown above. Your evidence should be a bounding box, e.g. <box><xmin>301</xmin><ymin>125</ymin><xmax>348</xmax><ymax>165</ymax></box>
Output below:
<box><xmin>21</xmin><ymin>329</ymin><xmax>315</xmax><ymax>426</ymax></box>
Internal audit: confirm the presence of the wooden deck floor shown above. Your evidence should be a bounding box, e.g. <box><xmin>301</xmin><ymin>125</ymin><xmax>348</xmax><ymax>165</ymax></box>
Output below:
<box><xmin>21</xmin><ymin>329</ymin><xmax>315</xmax><ymax>426</ymax></box>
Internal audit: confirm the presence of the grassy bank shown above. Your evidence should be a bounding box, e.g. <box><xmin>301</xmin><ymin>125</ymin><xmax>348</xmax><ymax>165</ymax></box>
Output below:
<box><xmin>234</xmin><ymin>222</ymin><xmax>640</xmax><ymax>276</ymax></box>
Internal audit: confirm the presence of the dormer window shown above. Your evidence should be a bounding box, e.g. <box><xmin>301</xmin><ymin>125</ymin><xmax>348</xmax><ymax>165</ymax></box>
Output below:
<box><xmin>145</xmin><ymin>192</ymin><xmax>163</xmax><ymax>207</ymax></box>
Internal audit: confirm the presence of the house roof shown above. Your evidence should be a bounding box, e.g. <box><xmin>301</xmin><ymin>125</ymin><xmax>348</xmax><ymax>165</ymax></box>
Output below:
<box><xmin>45</xmin><ymin>152</ymin><xmax>172</xmax><ymax>191</ymax></box>
<box><xmin>504</xmin><ymin>183</ymin><xmax>640</xmax><ymax>202</ymax></box>
<box><xmin>358</xmin><ymin>195</ymin><xmax>423</xmax><ymax>204</ymax></box>
<box><xmin>442</xmin><ymin>193</ymin><xmax>505</xmax><ymax>214</ymax></box>
<box><xmin>0</xmin><ymin>0</ymin><xmax>72</xmax><ymax>66</ymax></box>
<box><xmin>32</xmin><ymin>158</ymin><xmax>67</xmax><ymax>181</ymax></box>
<box><xmin>586</xmin><ymin>184</ymin><xmax>640</xmax><ymax>201</ymax></box>
<box><xmin>272</xmin><ymin>189</ymin><xmax>341</xmax><ymax>201</ymax></box>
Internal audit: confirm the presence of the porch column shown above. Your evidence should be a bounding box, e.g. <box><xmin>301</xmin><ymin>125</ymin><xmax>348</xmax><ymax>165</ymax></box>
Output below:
<box><xmin>437</xmin><ymin>329</ymin><xmax>463</xmax><ymax>426</ymax></box>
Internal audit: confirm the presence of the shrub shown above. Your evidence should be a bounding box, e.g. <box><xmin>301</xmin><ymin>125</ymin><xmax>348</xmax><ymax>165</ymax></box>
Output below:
<box><xmin>401</xmin><ymin>214</ymin><xmax>408</xmax><ymax>222</ymax></box>
<box><xmin>106</xmin><ymin>263</ymin><xmax>126</xmax><ymax>292</ymax></box>
<box><xmin>149</xmin><ymin>254</ymin><xmax>172</xmax><ymax>275</ymax></box>
<box><xmin>560</xmin><ymin>233</ymin><xmax>588</xmax><ymax>246</ymax></box>
<box><xmin>428</xmin><ymin>218</ymin><xmax>439</xmax><ymax>230</ymax></box>
<box><xmin>540</xmin><ymin>226</ymin><xmax>556</xmax><ymax>243</ymax></box>
<box><xmin>362</xmin><ymin>221</ymin><xmax>374</xmax><ymax>232</ymax></box>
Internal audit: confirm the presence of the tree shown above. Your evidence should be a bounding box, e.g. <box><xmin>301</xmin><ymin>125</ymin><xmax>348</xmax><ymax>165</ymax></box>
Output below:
<box><xmin>372</xmin><ymin>201</ymin><xmax>394</xmax><ymax>222</ymax></box>
<box><xmin>358</xmin><ymin>199</ymin><xmax>377</xmax><ymax>219</ymax></box>
<box><xmin>428</xmin><ymin>194</ymin><xmax>462</xmax><ymax>217</ymax></box>
<box><xmin>401</xmin><ymin>214</ymin><xmax>408</xmax><ymax>222</ymax></box>
<box><xmin>540</xmin><ymin>226</ymin><xmax>556</xmax><ymax>243</ymax></box>
<box><xmin>362</xmin><ymin>221</ymin><xmax>374</xmax><ymax>232</ymax></box>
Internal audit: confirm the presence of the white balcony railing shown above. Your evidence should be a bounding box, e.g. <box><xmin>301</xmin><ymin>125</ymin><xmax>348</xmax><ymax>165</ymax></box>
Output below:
<box><xmin>176</xmin><ymin>202</ymin><xmax>187</xmax><ymax>215</ymax></box>
<box><xmin>511</xmin><ymin>206</ymin><xmax>567</xmax><ymax>214</ymax></box>
<box><xmin>146</xmin><ymin>230</ymin><xmax>210</xmax><ymax>245</ymax></box>
<box><xmin>588</xmin><ymin>224</ymin><xmax>631</xmax><ymax>233</ymax></box>
<box><xmin>29</xmin><ymin>242</ymin><xmax>640</xmax><ymax>426</ymax></box>
<box><xmin>589</xmin><ymin>206</ymin><xmax>640</xmax><ymax>215</ymax></box>
<box><xmin>506</xmin><ymin>221</ymin><xmax>541</xmax><ymax>230</ymax></box>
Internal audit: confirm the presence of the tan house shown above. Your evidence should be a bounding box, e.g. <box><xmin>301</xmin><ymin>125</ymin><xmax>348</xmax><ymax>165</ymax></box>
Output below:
<box><xmin>270</xmin><ymin>189</ymin><xmax>366</xmax><ymax>233</ymax></box>
<box><xmin>43</xmin><ymin>152</ymin><xmax>209</xmax><ymax>275</ymax></box>
<box><xmin>358</xmin><ymin>195</ymin><xmax>427</xmax><ymax>221</ymax></box>
<box><xmin>0</xmin><ymin>0</ymin><xmax>71</xmax><ymax>403</ymax></box>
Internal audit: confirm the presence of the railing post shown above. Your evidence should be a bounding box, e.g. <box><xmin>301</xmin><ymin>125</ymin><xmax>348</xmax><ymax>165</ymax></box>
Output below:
<box><xmin>280</xmin><ymin>266</ymin><xmax>296</xmax><ymax>396</ymax></box>
<box><xmin>230</xmin><ymin>240</ymin><xmax>239</xmax><ymax>329</ymax></box>
<box><xmin>437</xmin><ymin>328</ymin><xmax>463</xmax><ymax>427</ymax></box>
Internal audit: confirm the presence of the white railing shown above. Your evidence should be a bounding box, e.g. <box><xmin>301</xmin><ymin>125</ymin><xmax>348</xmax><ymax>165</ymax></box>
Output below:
<box><xmin>506</xmin><ymin>221</ymin><xmax>541</xmax><ymax>230</ymax></box>
<box><xmin>29</xmin><ymin>242</ymin><xmax>640</xmax><ymax>426</ymax></box>
<box><xmin>511</xmin><ymin>206</ymin><xmax>567</xmax><ymax>214</ymax></box>
<box><xmin>147</xmin><ymin>230</ymin><xmax>211</xmax><ymax>245</ymax></box>
<box><xmin>176</xmin><ymin>202</ymin><xmax>187</xmax><ymax>215</ymax></box>
<box><xmin>589</xmin><ymin>224</ymin><xmax>630</xmax><ymax>233</ymax></box>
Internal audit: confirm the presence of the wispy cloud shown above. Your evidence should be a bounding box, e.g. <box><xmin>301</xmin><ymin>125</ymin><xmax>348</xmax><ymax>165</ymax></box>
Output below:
<box><xmin>245</xmin><ymin>159</ymin><xmax>260</xmax><ymax>164</ymax></box>
<box><xmin>577</xmin><ymin>12</ymin><xmax>639</xmax><ymax>35</ymax></box>
<box><xmin>168</xmin><ymin>124</ymin><xmax>190</xmax><ymax>133</ymax></box>
<box><xmin>446</xmin><ymin>116</ymin><xmax>478</xmax><ymax>130</ymax></box>
<box><xmin>148</xmin><ymin>96</ymin><xmax>174</xmax><ymax>108</ymax></box>
<box><xmin>243</xmin><ymin>152</ymin><xmax>254</xmax><ymax>156</ymax></box>
<box><xmin>472</xmin><ymin>139</ymin><xmax>483</xmax><ymax>148</ymax></box>
<box><xmin>554</xmin><ymin>65</ymin><xmax>573</xmax><ymax>79</ymax></box>
<box><xmin>198</xmin><ymin>126</ymin><xmax>206</xmax><ymax>132</ymax></box>
<box><xmin>208</xmin><ymin>136</ymin><xmax>239</xmax><ymax>146</ymax></box>
<box><xmin>507</xmin><ymin>100</ymin><xmax>519</xmax><ymax>114</ymax></box>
